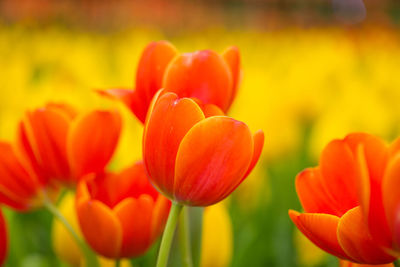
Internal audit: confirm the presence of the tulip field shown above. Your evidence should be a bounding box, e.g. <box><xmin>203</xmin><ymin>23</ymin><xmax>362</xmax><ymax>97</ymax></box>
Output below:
<box><xmin>1</xmin><ymin>2</ymin><xmax>400</xmax><ymax>266</ymax></box>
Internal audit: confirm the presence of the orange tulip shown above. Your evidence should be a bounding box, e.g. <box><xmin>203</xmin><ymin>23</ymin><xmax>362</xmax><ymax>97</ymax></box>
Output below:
<box><xmin>99</xmin><ymin>41</ymin><xmax>241</xmax><ymax>123</ymax></box>
<box><xmin>76</xmin><ymin>161</ymin><xmax>170</xmax><ymax>258</ymax></box>
<box><xmin>143</xmin><ymin>92</ymin><xmax>263</xmax><ymax>206</ymax></box>
<box><xmin>339</xmin><ymin>260</ymin><xmax>394</xmax><ymax>267</ymax></box>
<box><xmin>18</xmin><ymin>103</ymin><xmax>121</xmax><ymax>186</ymax></box>
<box><xmin>0</xmin><ymin>210</ymin><xmax>7</xmax><ymax>266</ymax></box>
<box><xmin>289</xmin><ymin>132</ymin><xmax>400</xmax><ymax>264</ymax></box>
<box><xmin>0</xmin><ymin>104</ymin><xmax>121</xmax><ymax>210</ymax></box>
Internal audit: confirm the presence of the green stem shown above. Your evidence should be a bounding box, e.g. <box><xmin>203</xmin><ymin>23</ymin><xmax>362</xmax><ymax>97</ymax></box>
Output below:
<box><xmin>179</xmin><ymin>207</ymin><xmax>193</xmax><ymax>267</ymax></box>
<box><xmin>115</xmin><ymin>258</ymin><xmax>121</xmax><ymax>267</ymax></box>
<box><xmin>43</xmin><ymin>198</ymin><xmax>100</xmax><ymax>267</ymax></box>
<box><xmin>394</xmin><ymin>259</ymin><xmax>400</xmax><ymax>267</ymax></box>
<box><xmin>156</xmin><ymin>202</ymin><xmax>183</xmax><ymax>267</ymax></box>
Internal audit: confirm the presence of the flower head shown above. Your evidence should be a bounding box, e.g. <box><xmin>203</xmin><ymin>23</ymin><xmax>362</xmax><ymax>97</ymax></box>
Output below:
<box><xmin>143</xmin><ymin>92</ymin><xmax>263</xmax><ymax>206</ymax></box>
<box><xmin>76</xmin><ymin>161</ymin><xmax>170</xmax><ymax>258</ymax></box>
<box><xmin>99</xmin><ymin>41</ymin><xmax>241</xmax><ymax>123</ymax></box>
<box><xmin>289</xmin><ymin>132</ymin><xmax>400</xmax><ymax>264</ymax></box>
<box><xmin>0</xmin><ymin>209</ymin><xmax>7</xmax><ymax>266</ymax></box>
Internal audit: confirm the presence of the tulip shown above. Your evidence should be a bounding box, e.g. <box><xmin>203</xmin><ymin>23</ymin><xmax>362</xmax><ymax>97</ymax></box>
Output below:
<box><xmin>339</xmin><ymin>260</ymin><xmax>393</xmax><ymax>267</ymax></box>
<box><xmin>18</xmin><ymin>103</ymin><xmax>121</xmax><ymax>187</ymax></box>
<box><xmin>99</xmin><ymin>41</ymin><xmax>241</xmax><ymax>123</ymax></box>
<box><xmin>143</xmin><ymin>91</ymin><xmax>264</xmax><ymax>207</ymax></box>
<box><xmin>52</xmin><ymin>192</ymin><xmax>132</xmax><ymax>267</ymax></box>
<box><xmin>0</xmin><ymin>210</ymin><xmax>7</xmax><ymax>266</ymax></box>
<box><xmin>76</xmin><ymin>161</ymin><xmax>171</xmax><ymax>259</ymax></box>
<box><xmin>200</xmin><ymin>202</ymin><xmax>233</xmax><ymax>267</ymax></box>
<box><xmin>289</xmin><ymin>132</ymin><xmax>400</xmax><ymax>265</ymax></box>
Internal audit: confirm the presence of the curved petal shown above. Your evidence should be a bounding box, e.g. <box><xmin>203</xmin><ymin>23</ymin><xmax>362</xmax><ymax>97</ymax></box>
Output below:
<box><xmin>67</xmin><ymin>110</ymin><xmax>121</xmax><ymax>179</ymax></box>
<box><xmin>163</xmin><ymin>50</ymin><xmax>233</xmax><ymax>112</ymax></box>
<box><xmin>288</xmin><ymin>210</ymin><xmax>349</xmax><ymax>260</ymax></box>
<box><xmin>21</xmin><ymin>107</ymin><xmax>71</xmax><ymax>183</ymax></box>
<box><xmin>133</xmin><ymin>41</ymin><xmax>178</xmax><ymax>122</ymax></box>
<box><xmin>151</xmin><ymin>195</ymin><xmax>171</xmax><ymax>240</ymax></box>
<box><xmin>113</xmin><ymin>195</ymin><xmax>154</xmax><ymax>257</ymax></box>
<box><xmin>295</xmin><ymin>168</ymin><xmax>340</xmax><ymax>215</ymax></box>
<box><xmin>174</xmin><ymin>116</ymin><xmax>253</xmax><ymax>206</ymax></box>
<box><xmin>382</xmin><ymin>154</ymin><xmax>400</xmax><ymax>248</ymax></box>
<box><xmin>337</xmin><ymin>206</ymin><xmax>395</xmax><ymax>264</ymax></box>
<box><xmin>222</xmin><ymin>46</ymin><xmax>241</xmax><ymax>107</ymax></box>
<box><xmin>0</xmin><ymin>142</ymin><xmax>39</xmax><ymax>208</ymax></box>
<box><xmin>243</xmin><ymin>130</ymin><xmax>264</xmax><ymax>180</ymax></box>
<box><xmin>320</xmin><ymin>139</ymin><xmax>358</xmax><ymax>216</ymax></box>
<box><xmin>0</xmin><ymin>210</ymin><xmax>7</xmax><ymax>266</ymax></box>
<box><xmin>201</xmin><ymin>104</ymin><xmax>225</xmax><ymax>118</ymax></box>
<box><xmin>339</xmin><ymin>260</ymin><xmax>394</xmax><ymax>267</ymax></box>
<box><xmin>143</xmin><ymin>92</ymin><xmax>205</xmax><ymax>198</ymax></box>
<box><xmin>95</xmin><ymin>88</ymin><xmax>134</xmax><ymax>110</ymax></box>
<box><xmin>77</xmin><ymin>199</ymin><xmax>122</xmax><ymax>258</ymax></box>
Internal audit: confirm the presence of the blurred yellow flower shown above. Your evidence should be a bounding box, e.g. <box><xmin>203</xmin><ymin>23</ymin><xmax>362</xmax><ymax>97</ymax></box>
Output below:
<box><xmin>200</xmin><ymin>202</ymin><xmax>233</xmax><ymax>267</ymax></box>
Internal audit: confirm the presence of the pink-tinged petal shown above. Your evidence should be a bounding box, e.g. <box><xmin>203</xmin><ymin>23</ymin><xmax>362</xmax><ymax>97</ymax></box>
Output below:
<box><xmin>337</xmin><ymin>206</ymin><xmax>395</xmax><ymax>264</ymax></box>
<box><xmin>339</xmin><ymin>260</ymin><xmax>394</xmax><ymax>267</ymax></box>
<box><xmin>163</xmin><ymin>50</ymin><xmax>233</xmax><ymax>112</ymax></box>
<box><xmin>222</xmin><ymin>46</ymin><xmax>241</xmax><ymax>107</ymax></box>
<box><xmin>382</xmin><ymin>154</ymin><xmax>400</xmax><ymax>249</ymax></box>
<box><xmin>77</xmin><ymin>199</ymin><xmax>122</xmax><ymax>258</ymax></box>
<box><xmin>0</xmin><ymin>211</ymin><xmax>7</xmax><ymax>266</ymax></box>
<box><xmin>174</xmin><ymin>116</ymin><xmax>253</xmax><ymax>206</ymax></box>
<box><xmin>67</xmin><ymin>110</ymin><xmax>121</xmax><ymax>179</ymax></box>
<box><xmin>113</xmin><ymin>195</ymin><xmax>154</xmax><ymax>257</ymax></box>
<box><xmin>320</xmin><ymin>139</ymin><xmax>358</xmax><ymax>216</ymax></box>
<box><xmin>289</xmin><ymin>210</ymin><xmax>350</xmax><ymax>260</ymax></box>
<box><xmin>296</xmin><ymin>168</ymin><xmax>340</xmax><ymax>216</ymax></box>
<box><xmin>22</xmin><ymin>107</ymin><xmax>71</xmax><ymax>183</ymax></box>
<box><xmin>143</xmin><ymin>93</ymin><xmax>205</xmax><ymax>199</ymax></box>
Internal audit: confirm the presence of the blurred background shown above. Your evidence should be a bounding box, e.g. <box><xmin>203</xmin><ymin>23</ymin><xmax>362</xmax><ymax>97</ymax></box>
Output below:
<box><xmin>1</xmin><ymin>0</ymin><xmax>400</xmax><ymax>266</ymax></box>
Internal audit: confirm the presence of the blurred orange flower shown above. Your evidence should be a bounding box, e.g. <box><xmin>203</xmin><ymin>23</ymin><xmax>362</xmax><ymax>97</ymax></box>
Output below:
<box><xmin>99</xmin><ymin>41</ymin><xmax>241</xmax><ymax>123</ymax></box>
<box><xmin>143</xmin><ymin>92</ymin><xmax>263</xmax><ymax>206</ymax></box>
<box><xmin>76</xmin><ymin>161</ymin><xmax>170</xmax><ymax>259</ymax></box>
<box><xmin>289</xmin><ymin>132</ymin><xmax>400</xmax><ymax>264</ymax></box>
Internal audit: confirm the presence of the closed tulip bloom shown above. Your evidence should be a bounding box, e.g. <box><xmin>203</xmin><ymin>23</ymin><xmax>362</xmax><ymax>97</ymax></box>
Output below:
<box><xmin>143</xmin><ymin>92</ymin><xmax>264</xmax><ymax>206</ymax></box>
<box><xmin>0</xmin><ymin>210</ymin><xmax>7</xmax><ymax>266</ymax></box>
<box><xmin>76</xmin><ymin>161</ymin><xmax>170</xmax><ymax>259</ymax></box>
<box><xmin>99</xmin><ymin>41</ymin><xmax>241</xmax><ymax>123</ymax></box>
<box><xmin>289</xmin><ymin>133</ymin><xmax>399</xmax><ymax>264</ymax></box>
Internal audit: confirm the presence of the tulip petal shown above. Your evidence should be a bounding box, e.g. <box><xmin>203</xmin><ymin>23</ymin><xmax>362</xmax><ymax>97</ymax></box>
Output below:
<box><xmin>143</xmin><ymin>92</ymin><xmax>205</xmax><ymax>198</ymax></box>
<box><xmin>114</xmin><ymin>195</ymin><xmax>154</xmax><ymax>257</ymax></box>
<box><xmin>151</xmin><ymin>196</ymin><xmax>171</xmax><ymax>240</ymax></box>
<box><xmin>163</xmin><ymin>50</ymin><xmax>233</xmax><ymax>112</ymax></box>
<box><xmin>320</xmin><ymin>139</ymin><xmax>358</xmax><ymax>216</ymax></box>
<box><xmin>77</xmin><ymin>199</ymin><xmax>122</xmax><ymax>258</ymax></box>
<box><xmin>134</xmin><ymin>41</ymin><xmax>178</xmax><ymax>122</ymax></box>
<box><xmin>382</xmin><ymin>154</ymin><xmax>400</xmax><ymax>248</ymax></box>
<box><xmin>68</xmin><ymin>110</ymin><xmax>121</xmax><ymax>179</ymax></box>
<box><xmin>222</xmin><ymin>46</ymin><xmax>241</xmax><ymax>105</ymax></box>
<box><xmin>339</xmin><ymin>260</ymin><xmax>394</xmax><ymax>267</ymax></box>
<box><xmin>174</xmin><ymin>116</ymin><xmax>253</xmax><ymax>206</ymax></box>
<box><xmin>95</xmin><ymin>88</ymin><xmax>134</xmax><ymax>110</ymax></box>
<box><xmin>22</xmin><ymin>107</ymin><xmax>71</xmax><ymax>183</ymax></box>
<box><xmin>243</xmin><ymin>130</ymin><xmax>264</xmax><ymax>180</ymax></box>
<box><xmin>0</xmin><ymin>142</ymin><xmax>39</xmax><ymax>206</ymax></box>
<box><xmin>337</xmin><ymin>206</ymin><xmax>395</xmax><ymax>264</ymax></box>
<box><xmin>201</xmin><ymin>104</ymin><xmax>225</xmax><ymax>118</ymax></box>
<box><xmin>288</xmin><ymin>210</ymin><xmax>349</xmax><ymax>260</ymax></box>
<box><xmin>295</xmin><ymin>168</ymin><xmax>340</xmax><ymax>215</ymax></box>
<box><xmin>0</xmin><ymin>211</ymin><xmax>7</xmax><ymax>266</ymax></box>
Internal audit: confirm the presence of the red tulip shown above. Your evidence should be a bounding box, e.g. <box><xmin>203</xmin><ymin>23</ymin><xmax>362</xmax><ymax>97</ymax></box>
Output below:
<box><xmin>99</xmin><ymin>41</ymin><xmax>241</xmax><ymax>123</ymax></box>
<box><xmin>18</xmin><ymin>103</ymin><xmax>121</xmax><ymax>186</ymax></box>
<box><xmin>0</xmin><ymin>210</ymin><xmax>7</xmax><ymax>266</ymax></box>
<box><xmin>0</xmin><ymin>104</ymin><xmax>121</xmax><ymax>210</ymax></box>
<box><xmin>289</xmin><ymin>132</ymin><xmax>400</xmax><ymax>264</ymax></box>
<box><xmin>76</xmin><ymin>161</ymin><xmax>170</xmax><ymax>258</ymax></box>
<box><xmin>339</xmin><ymin>260</ymin><xmax>393</xmax><ymax>267</ymax></box>
<box><xmin>143</xmin><ymin>92</ymin><xmax>263</xmax><ymax>206</ymax></box>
